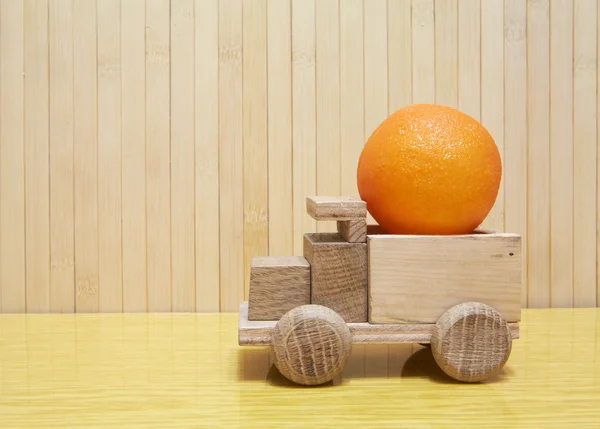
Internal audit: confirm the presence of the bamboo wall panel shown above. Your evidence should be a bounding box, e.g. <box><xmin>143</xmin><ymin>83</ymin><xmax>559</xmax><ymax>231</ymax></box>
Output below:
<box><xmin>0</xmin><ymin>0</ymin><xmax>598</xmax><ymax>313</ymax></box>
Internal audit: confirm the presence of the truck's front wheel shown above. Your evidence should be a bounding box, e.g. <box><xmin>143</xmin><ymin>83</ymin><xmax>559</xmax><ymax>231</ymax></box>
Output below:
<box><xmin>271</xmin><ymin>304</ymin><xmax>352</xmax><ymax>386</ymax></box>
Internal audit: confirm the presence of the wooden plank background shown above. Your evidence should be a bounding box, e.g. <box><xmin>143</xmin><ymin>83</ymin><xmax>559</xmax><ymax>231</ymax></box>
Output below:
<box><xmin>0</xmin><ymin>0</ymin><xmax>598</xmax><ymax>313</ymax></box>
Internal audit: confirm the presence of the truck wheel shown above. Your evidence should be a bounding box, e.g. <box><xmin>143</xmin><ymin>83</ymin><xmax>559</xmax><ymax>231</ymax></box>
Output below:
<box><xmin>270</xmin><ymin>304</ymin><xmax>352</xmax><ymax>386</ymax></box>
<box><xmin>431</xmin><ymin>302</ymin><xmax>512</xmax><ymax>382</ymax></box>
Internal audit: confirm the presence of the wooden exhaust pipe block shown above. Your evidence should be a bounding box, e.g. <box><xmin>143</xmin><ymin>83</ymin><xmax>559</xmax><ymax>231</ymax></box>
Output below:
<box><xmin>247</xmin><ymin>256</ymin><xmax>311</xmax><ymax>321</ymax></box>
<box><xmin>306</xmin><ymin>196</ymin><xmax>366</xmax><ymax>220</ymax></box>
<box><xmin>303</xmin><ymin>232</ymin><xmax>368</xmax><ymax>322</ymax></box>
<box><xmin>337</xmin><ymin>219</ymin><xmax>367</xmax><ymax>243</ymax></box>
<box><xmin>306</xmin><ymin>196</ymin><xmax>368</xmax><ymax>243</ymax></box>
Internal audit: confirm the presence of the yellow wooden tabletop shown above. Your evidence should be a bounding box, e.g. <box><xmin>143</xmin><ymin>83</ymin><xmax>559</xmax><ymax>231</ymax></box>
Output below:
<box><xmin>1</xmin><ymin>308</ymin><xmax>599</xmax><ymax>428</ymax></box>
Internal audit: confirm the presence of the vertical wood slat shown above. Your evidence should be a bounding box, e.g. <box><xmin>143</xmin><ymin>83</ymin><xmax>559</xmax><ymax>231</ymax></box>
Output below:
<box><xmin>550</xmin><ymin>0</ymin><xmax>574</xmax><ymax>308</ymax></box>
<box><xmin>49</xmin><ymin>0</ymin><xmax>75</xmax><ymax>313</ymax></box>
<box><xmin>598</xmin><ymin>0</ymin><xmax>600</xmax><ymax>307</ymax></box>
<box><xmin>480</xmin><ymin>0</ymin><xmax>505</xmax><ymax>233</ymax></box>
<box><xmin>340</xmin><ymin>0</ymin><xmax>364</xmax><ymax>199</ymax></box>
<box><xmin>242</xmin><ymin>0</ymin><xmax>268</xmax><ymax>298</ymax></box>
<box><xmin>388</xmin><ymin>0</ymin><xmax>412</xmax><ymax>112</ymax></box>
<box><xmin>97</xmin><ymin>0</ymin><xmax>122</xmax><ymax>312</ymax></box>
<box><xmin>411</xmin><ymin>0</ymin><xmax>435</xmax><ymax>103</ymax></box>
<box><xmin>170</xmin><ymin>0</ymin><xmax>196</xmax><ymax>312</ymax></box>
<box><xmin>0</xmin><ymin>0</ymin><xmax>26</xmax><ymax>313</ymax></box>
<box><xmin>195</xmin><ymin>0</ymin><xmax>220</xmax><ymax>312</ymax></box>
<box><xmin>573</xmin><ymin>0</ymin><xmax>597</xmax><ymax>308</ymax></box>
<box><xmin>0</xmin><ymin>1</ymin><xmax>26</xmax><ymax>313</ymax></box>
<box><xmin>219</xmin><ymin>0</ymin><xmax>244</xmax><ymax>312</ymax></box>
<box><xmin>364</xmin><ymin>0</ymin><xmax>388</xmax><ymax>137</ymax></box>
<box><xmin>315</xmin><ymin>0</ymin><xmax>341</xmax><ymax>233</ymax></box>
<box><xmin>291</xmin><ymin>0</ymin><xmax>316</xmax><ymax>256</ymax></box>
<box><xmin>527</xmin><ymin>0</ymin><xmax>550</xmax><ymax>308</ymax></box>
<box><xmin>504</xmin><ymin>0</ymin><xmax>528</xmax><ymax>307</ymax></box>
<box><xmin>145</xmin><ymin>0</ymin><xmax>170</xmax><ymax>312</ymax></box>
<box><xmin>121</xmin><ymin>0</ymin><xmax>145</xmax><ymax>312</ymax></box>
<box><xmin>267</xmin><ymin>0</ymin><xmax>294</xmax><ymax>258</ymax></box>
<box><xmin>457</xmin><ymin>0</ymin><xmax>480</xmax><ymax>120</ymax></box>
<box><xmin>120</xmin><ymin>0</ymin><xmax>146</xmax><ymax>312</ymax></box>
<box><xmin>73</xmin><ymin>0</ymin><xmax>99</xmax><ymax>313</ymax></box>
<box><xmin>434</xmin><ymin>0</ymin><xmax>458</xmax><ymax>108</ymax></box>
<box><xmin>24</xmin><ymin>0</ymin><xmax>50</xmax><ymax>312</ymax></box>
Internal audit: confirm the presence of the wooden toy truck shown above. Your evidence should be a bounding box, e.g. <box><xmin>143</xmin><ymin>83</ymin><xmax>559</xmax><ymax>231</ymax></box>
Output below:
<box><xmin>238</xmin><ymin>196</ymin><xmax>522</xmax><ymax>385</ymax></box>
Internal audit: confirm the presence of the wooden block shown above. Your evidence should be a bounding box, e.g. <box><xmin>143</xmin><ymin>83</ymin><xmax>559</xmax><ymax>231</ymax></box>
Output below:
<box><xmin>303</xmin><ymin>232</ymin><xmax>367</xmax><ymax>322</ymax></box>
<box><xmin>368</xmin><ymin>232</ymin><xmax>522</xmax><ymax>324</ymax></box>
<box><xmin>306</xmin><ymin>196</ymin><xmax>366</xmax><ymax>220</ymax></box>
<box><xmin>237</xmin><ymin>302</ymin><xmax>520</xmax><ymax>346</ymax></box>
<box><xmin>337</xmin><ymin>219</ymin><xmax>367</xmax><ymax>243</ymax></box>
<box><xmin>247</xmin><ymin>256</ymin><xmax>310</xmax><ymax>321</ymax></box>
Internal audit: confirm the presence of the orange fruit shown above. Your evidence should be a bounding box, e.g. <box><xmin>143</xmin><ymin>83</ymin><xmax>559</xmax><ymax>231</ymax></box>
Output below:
<box><xmin>356</xmin><ymin>104</ymin><xmax>501</xmax><ymax>235</ymax></box>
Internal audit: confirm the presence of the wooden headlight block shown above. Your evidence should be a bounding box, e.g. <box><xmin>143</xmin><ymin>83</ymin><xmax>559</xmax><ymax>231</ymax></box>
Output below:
<box><xmin>303</xmin><ymin>232</ymin><xmax>368</xmax><ymax>322</ymax></box>
<box><xmin>247</xmin><ymin>256</ymin><xmax>311</xmax><ymax>321</ymax></box>
<box><xmin>368</xmin><ymin>231</ymin><xmax>522</xmax><ymax>324</ymax></box>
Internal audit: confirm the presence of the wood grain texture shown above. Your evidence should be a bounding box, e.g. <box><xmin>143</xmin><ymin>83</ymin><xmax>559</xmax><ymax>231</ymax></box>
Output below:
<box><xmin>434</xmin><ymin>0</ymin><xmax>458</xmax><ymax>108</ymax></box>
<box><xmin>480</xmin><ymin>0</ymin><xmax>505</xmax><ymax>232</ymax></box>
<box><xmin>364</xmin><ymin>0</ymin><xmax>387</xmax><ymax>138</ymax></box>
<box><xmin>247</xmin><ymin>256</ymin><xmax>310</xmax><ymax>321</ymax></box>
<box><xmin>238</xmin><ymin>302</ymin><xmax>520</xmax><ymax>346</ymax></box>
<box><xmin>457</xmin><ymin>0</ymin><xmax>480</xmax><ymax>120</ymax></box>
<box><xmin>0</xmin><ymin>0</ymin><xmax>26</xmax><ymax>312</ymax></box>
<box><xmin>306</xmin><ymin>196</ymin><xmax>367</xmax><ymax>220</ymax></box>
<box><xmin>195</xmin><ymin>0</ymin><xmax>220</xmax><ymax>311</ymax></box>
<box><xmin>171</xmin><ymin>0</ymin><xmax>196</xmax><ymax>311</ymax></box>
<box><xmin>291</xmin><ymin>0</ymin><xmax>317</xmax><ymax>256</ymax></box>
<box><xmin>219</xmin><ymin>0</ymin><xmax>244</xmax><ymax>311</ymax></box>
<box><xmin>368</xmin><ymin>233</ymin><xmax>522</xmax><ymax>324</ymax></box>
<box><xmin>315</xmin><ymin>0</ymin><xmax>341</xmax><ymax>233</ymax></box>
<box><xmin>504</xmin><ymin>0</ymin><xmax>528</xmax><ymax>308</ymax></box>
<box><xmin>411</xmin><ymin>0</ymin><xmax>435</xmax><ymax>103</ymax></box>
<box><xmin>49</xmin><ymin>0</ymin><xmax>74</xmax><ymax>313</ymax></box>
<box><xmin>573</xmin><ymin>0</ymin><xmax>597</xmax><ymax>307</ymax></box>
<box><xmin>243</xmin><ymin>0</ymin><xmax>269</xmax><ymax>297</ymax></box>
<box><xmin>388</xmin><ymin>0</ymin><xmax>412</xmax><ymax>112</ymax></box>
<box><xmin>598</xmin><ymin>0</ymin><xmax>600</xmax><ymax>308</ymax></box>
<box><xmin>271</xmin><ymin>304</ymin><xmax>353</xmax><ymax>385</ymax></box>
<box><xmin>145</xmin><ymin>0</ymin><xmax>170</xmax><ymax>312</ymax></box>
<box><xmin>303</xmin><ymin>233</ymin><xmax>368</xmax><ymax>322</ymax></box>
<box><xmin>431</xmin><ymin>302</ymin><xmax>513</xmax><ymax>382</ymax></box>
<box><xmin>340</xmin><ymin>0</ymin><xmax>364</xmax><ymax>199</ymax></box>
<box><xmin>73</xmin><ymin>0</ymin><xmax>98</xmax><ymax>312</ymax></box>
<box><xmin>337</xmin><ymin>220</ymin><xmax>367</xmax><ymax>243</ymax></box>
<box><xmin>527</xmin><ymin>0</ymin><xmax>550</xmax><ymax>308</ymax></box>
<box><xmin>24</xmin><ymin>0</ymin><xmax>50</xmax><ymax>312</ymax></box>
<box><xmin>550</xmin><ymin>0</ymin><xmax>574</xmax><ymax>308</ymax></box>
<box><xmin>97</xmin><ymin>0</ymin><xmax>123</xmax><ymax>312</ymax></box>
<box><xmin>266</xmin><ymin>0</ymin><xmax>293</xmax><ymax>257</ymax></box>
<box><xmin>363</xmin><ymin>0</ymin><xmax>387</xmax><ymax>229</ymax></box>
<box><xmin>0</xmin><ymin>309</ymin><xmax>598</xmax><ymax>427</ymax></box>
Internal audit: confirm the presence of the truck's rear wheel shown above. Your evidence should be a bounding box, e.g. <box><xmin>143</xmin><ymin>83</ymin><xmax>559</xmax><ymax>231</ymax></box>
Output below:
<box><xmin>271</xmin><ymin>304</ymin><xmax>352</xmax><ymax>386</ymax></box>
<box><xmin>431</xmin><ymin>302</ymin><xmax>512</xmax><ymax>382</ymax></box>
